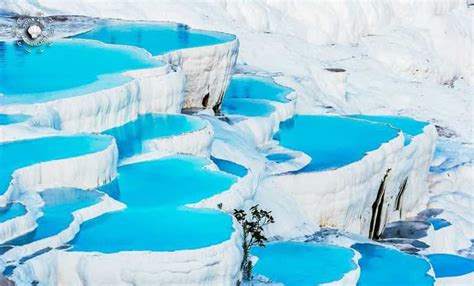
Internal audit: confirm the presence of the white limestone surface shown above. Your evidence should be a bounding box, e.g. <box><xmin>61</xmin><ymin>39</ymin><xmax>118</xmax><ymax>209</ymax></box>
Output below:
<box><xmin>142</xmin><ymin>120</ymin><xmax>214</xmax><ymax>158</ymax></box>
<box><xmin>0</xmin><ymin>211</ymin><xmax>36</xmax><ymax>245</ymax></box>
<box><xmin>256</xmin><ymin>120</ymin><xmax>437</xmax><ymax>238</ymax></box>
<box><xmin>157</xmin><ymin>37</ymin><xmax>239</xmax><ymax>110</ymax></box>
<box><xmin>0</xmin><ymin>194</ymin><xmax>125</xmax><ymax>268</ymax></box>
<box><xmin>230</xmin><ymin>94</ymin><xmax>296</xmax><ymax>146</ymax></box>
<box><xmin>0</xmin><ymin>65</ymin><xmax>185</xmax><ymax>134</ymax></box>
<box><xmin>0</xmin><ymin>136</ymin><xmax>118</xmax><ymax>207</ymax></box>
<box><xmin>12</xmin><ymin>221</ymin><xmax>243</xmax><ymax>286</ymax></box>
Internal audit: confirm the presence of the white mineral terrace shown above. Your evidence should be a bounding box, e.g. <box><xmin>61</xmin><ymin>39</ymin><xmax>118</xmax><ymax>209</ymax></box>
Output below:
<box><xmin>0</xmin><ymin>1</ymin><xmax>472</xmax><ymax>285</ymax></box>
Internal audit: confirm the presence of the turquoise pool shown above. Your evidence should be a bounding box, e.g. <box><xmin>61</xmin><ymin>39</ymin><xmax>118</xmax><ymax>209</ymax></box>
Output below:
<box><xmin>224</xmin><ymin>76</ymin><xmax>292</xmax><ymax>103</ymax></box>
<box><xmin>211</xmin><ymin>156</ymin><xmax>248</xmax><ymax>178</ymax></box>
<box><xmin>0</xmin><ymin>134</ymin><xmax>113</xmax><ymax>195</ymax></box>
<box><xmin>221</xmin><ymin>99</ymin><xmax>275</xmax><ymax>117</ymax></box>
<box><xmin>0</xmin><ymin>40</ymin><xmax>161</xmax><ymax>104</ymax></box>
<box><xmin>427</xmin><ymin>254</ymin><xmax>474</xmax><ymax>278</ymax></box>
<box><xmin>0</xmin><ymin>203</ymin><xmax>27</xmax><ymax>224</ymax></box>
<box><xmin>251</xmin><ymin>242</ymin><xmax>356</xmax><ymax>286</ymax></box>
<box><xmin>103</xmin><ymin>114</ymin><xmax>206</xmax><ymax>159</ymax></box>
<box><xmin>353</xmin><ymin>243</ymin><xmax>434</xmax><ymax>286</ymax></box>
<box><xmin>71</xmin><ymin>156</ymin><xmax>235</xmax><ymax>252</ymax></box>
<box><xmin>274</xmin><ymin>116</ymin><xmax>399</xmax><ymax>172</ymax></box>
<box><xmin>0</xmin><ymin>114</ymin><xmax>30</xmax><ymax>125</ymax></box>
<box><xmin>6</xmin><ymin>188</ymin><xmax>102</xmax><ymax>246</ymax></box>
<box><xmin>348</xmin><ymin>115</ymin><xmax>428</xmax><ymax>145</ymax></box>
<box><xmin>73</xmin><ymin>22</ymin><xmax>235</xmax><ymax>56</ymax></box>
<box><xmin>266</xmin><ymin>153</ymin><xmax>294</xmax><ymax>163</ymax></box>
<box><xmin>428</xmin><ymin>218</ymin><xmax>451</xmax><ymax>230</ymax></box>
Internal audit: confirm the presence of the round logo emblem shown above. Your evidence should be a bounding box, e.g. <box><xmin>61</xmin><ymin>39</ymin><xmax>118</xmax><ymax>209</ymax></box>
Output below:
<box><xmin>12</xmin><ymin>14</ymin><xmax>54</xmax><ymax>53</ymax></box>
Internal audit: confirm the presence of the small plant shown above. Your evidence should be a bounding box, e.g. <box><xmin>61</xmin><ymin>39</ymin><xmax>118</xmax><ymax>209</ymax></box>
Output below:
<box><xmin>233</xmin><ymin>205</ymin><xmax>274</xmax><ymax>281</ymax></box>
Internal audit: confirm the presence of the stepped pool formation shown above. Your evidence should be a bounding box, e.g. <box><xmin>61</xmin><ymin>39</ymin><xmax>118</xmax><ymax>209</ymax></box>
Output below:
<box><xmin>0</xmin><ymin>40</ymin><xmax>162</xmax><ymax>104</ymax></box>
<box><xmin>73</xmin><ymin>20</ymin><xmax>239</xmax><ymax>110</ymax></box>
<box><xmin>275</xmin><ymin>115</ymin><xmax>400</xmax><ymax>172</ymax></box>
<box><xmin>0</xmin><ymin>114</ymin><xmax>30</xmax><ymax>125</ymax></box>
<box><xmin>103</xmin><ymin>113</ymin><xmax>209</xmax><ymax>159</ymax></box>
<box><xmin>0</xmin><ymin>204</ymin><xmax>26</xmax><ymax>224</ymax></box>
<box><xmin>6</xmin><ymin>188</ymin><xmax>102</xmax><ymax>248</ymax></box>
<box><xmin>427</xmin><ymin>254</ymin><xmax>474</xmax><ymax>278</ymax></box>
<box><xmin>353</xmin><ymin>243</ymin><xmax>434</xmax><ymax>286</ymax></box>
<box><xmin>0</xmin><ymin>134</ymin><xmax>114</xmax><ymax>199</ymax></box>
<box><xmin>73</xmin><ymin>21</ymin><xmax>235</xmax><ymax>56</ymax></box>
<box><xmin>0</xmin><ymin>13</ymin><xmax>465</xmax><ymax>286</ymax></box>
<box><xmin>348</xmin><ymin>115</ymin><xmax>429</xmax><ymax>146</ymax></box>
<box><xmin>251</xmin><ymin>242</ymin><xmax>357</xmax><ymax>286</ymax></box>
<box><xmin>72</xmin><ymin>156</ymin><xmax>235</xmax><ymax>252</ymax></box>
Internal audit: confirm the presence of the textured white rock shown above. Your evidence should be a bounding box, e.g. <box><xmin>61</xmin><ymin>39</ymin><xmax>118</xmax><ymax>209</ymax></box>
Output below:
<box><xmin>0</xmin><ymin>136</ymin><xmax>118</xmax><ymax>206</ymax></box>
<box><xmin>0</xmin><ymin>65</ymin><xmax>185</xmax><ymax>133</ymax></box>
<box><xmin>259</xmin><ymin>124</ymin><xmax>437</xmax><ymax>238</ymax></box>
<box><xmin>157</xmin><ymin>37</ymin><xmax>239</xmax><ymax>110</ymax></box>
<box><xmin>142</xmin><ymin>120</ymin><xmax>214</xmax><ymax>158</ymax></box>
<box><xmin>230</xmin><ymin>93</ymin><xmax>296</xmax><ymax>146</ymax></box>
<box><xmin>0</xmin><ymin>109</ymin><xmax>58</xmax><ymax>143</ymax></box>
<box><xmin>1</xmin><ymin>194</ymin><xmax>125</xmax><ymax>267</ymax></box>
<box><xmin>12</xmin><ymin>221</ymin><xmax>243</xmax><ymax>286</ymax></box>
<box><xmin>435</xmin><ymin>272</ymin><xmax>474</xmax><ymax>286</ymax></box>
<box><xmin>0</xmin><ymin>211</ymin><xmax>37</xmax><ymax>244</ymax></box>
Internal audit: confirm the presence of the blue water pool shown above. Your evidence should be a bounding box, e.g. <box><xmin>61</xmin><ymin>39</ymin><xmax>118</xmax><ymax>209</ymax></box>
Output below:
<box><xmin>221</xmin><ymin>99</ymin><xmax>275</xmax><ymax>117</ymax></box>
<box><xmin>348</xmin><ymin>115</ymin><xmax>428</xmax><ymax>145</ymax></box>
<box><xmin>353</xmin><ymin>243</ymin><xmax>434</xmax><ymax>286</ymax></box>
<box><xmin>266</xmin><ymin>153</ymin><xmax>294</xmax><ymax>163</ymax></box>
<box><xmin>73</xmin><ymin>21</ymin><xmax>235</xmax><ymax>56</ymax></box>
<box><xmin>0</xmin><ymin>114</ymin><xmax>30</xmax><ymax>125</ymax></box>
<box><xmin>225</xmin><ymin>76</ymin><xmax>292</xmax><ymax>103</ymax></box>
<box><xmin>6</xmin><ymin>188</ymin><xmax>102</xmax><ymax>246</ymax></box>
<box><xmin>428</xmin><ymin>218</ymin><xmax>451</xmax><ymax>230</ymax></box>
<box><xmin>427</xmin><ymin>254</ymin><xmax>474</xmax><ymax>278</ymax></box>
<box><xmin>251</xmin><ymin>242</ymin><xmax>356</xmax><ymax>286</ymax></box>
<box><xmin>0</xmin><ymin>40</ymin><xmax>161</xmax><ymax>104</ymax></box>
<box><xmin>0</xmin><ymin>134</ymin><xmax>113</xmax><ymax>195</ymax></box>
<box><xmin>274</xmin><ymin>115</ymin><xmax>399</xmax><ymax>172</ymax></box>
<box><xmin>211</xmin><ymin>156</ymin><xmax>248</xmax><ymax>178</ymax></box>
<box><xmin>71</xmin><ymin>155</ymin><xmax>235</xmax><ymax>252</ymax></box>
<box><xmin>0</xmin><ymin>203</ymin><xmax>27</xmax><ymax>224</ymax></box>
<box><xmin>103</xmin><ymin>114</ymin><xmax>206</xmax><ymax>159</ymax></box>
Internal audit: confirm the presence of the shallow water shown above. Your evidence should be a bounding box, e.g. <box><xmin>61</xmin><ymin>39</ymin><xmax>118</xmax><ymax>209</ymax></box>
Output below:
<box><xmin>353</xmin><ymin>243</ymin><xmax>434</xmax><ymax>286</ymax></box>
<box><xmin>74</xmin><ymin>22</ymin><xmax>234</xmax><ymax>56</ymax></box>
<box><xmin>0</xmin><ymin>40</ymin><xmax>161</xmax><ymax>103</ymax></box>
<box><xmin>266</xmin><ymin>153</ymin><xmax>294</xmax><ymax>163</ymax></box>
<box><xmin>103</xmin><ymin>114</ymin><xmax>206</xmax><ymax>159</ymax></box>
<box><xmin>7</xmin><ymin>188</ymin><xmax>102</xmax><ymax>246</ymax></box>
<box><xmin>427</xmin><ymin>254</ymin><xmax>474</xmax><ymax>278</ymax></box>
<box><xmin>349</xmin><ymin>115</ymin><xmax>428</xmax><ymax>145</ymax></box>
<box><xmin>0</xmin><ymin>203</ymin><xmax>27</xmax><ymax>224</ymax></box>
<box><xmin>428</xmin><ymin>218</ymin><xmax>451</xmax><ymax>230</ymax></box>
<box><xmin>225</xmin><ymin>76</ymin><xmax>292</xmax><ymax>103</ymax></box>
<box><xmin>0</xmin><ymin>114</ymin><xmax>30</xmax><ymax>125</ymax></box>
<box><xmin>251</xmin><ymin>242</ymin><xmax>356</xmax><ymax>286</ymax></box>
<box><xmin>72</xmin><ymin>156</ymin><xmax>235</xmax><ymax>252</ymax></box>
<box><xmin>0</xmin><ymin>134</ymin><xmax>112</xmax><ymax>195</ymax></box>
<box><xmin>211</xmin><ymin>156</ymin><xmax>248</xmax><ymax>177</ymax></box>
<box><xmin>221</xmin><ymin>99</ymin><xmax>275</xmax><ymax>117</ymax></box>
<box><xmin>275</xmin><ymin>115</ymin><xmax>399</xmax><ymax>172</ymax></box>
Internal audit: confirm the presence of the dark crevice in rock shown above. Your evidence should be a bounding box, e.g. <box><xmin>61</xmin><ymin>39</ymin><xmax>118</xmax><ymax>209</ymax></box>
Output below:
<box><xmin>213</xmin><ymin>89</ymin><xmax>225</xmax><ymax>114</ymax></box>
<box><xmin>325</xmin><ymin>67</ymin><xmax>346</xmax><ymax>73</ymax></box>
<box><xmin>395</xmin><ymin>177</ymin><xmax>409</xmax><ymax>215</ymax></box>
<box><xmin>202</xmin><ymin>93</ymin><xmax>210</xmax><ymax>108</ymax></box>
<box><xmin>369</xmin><ymin>168</ymin><xmax>391</xmax><ymax>240</ymax></box>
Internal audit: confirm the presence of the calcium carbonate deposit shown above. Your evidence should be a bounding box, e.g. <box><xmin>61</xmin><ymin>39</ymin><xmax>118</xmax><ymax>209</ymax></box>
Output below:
<box><xmin>0</xmin><ymin>1</ymin><xmax>472</xmax><ymax>285</ymax></box>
